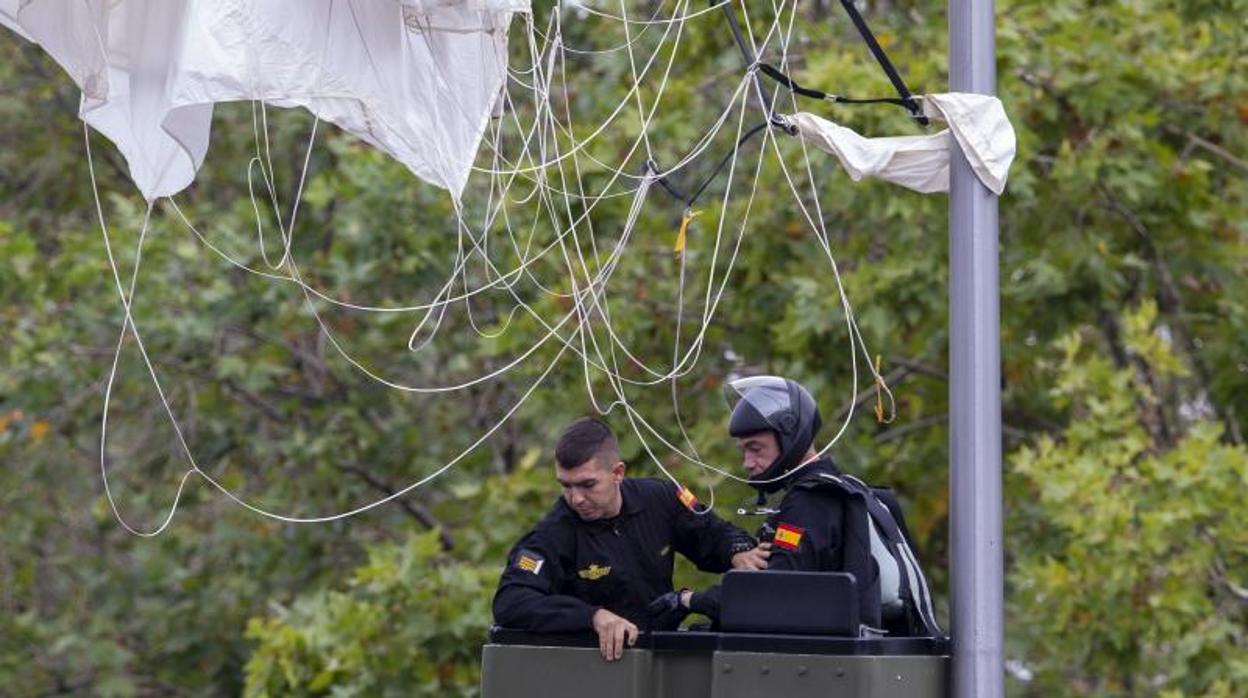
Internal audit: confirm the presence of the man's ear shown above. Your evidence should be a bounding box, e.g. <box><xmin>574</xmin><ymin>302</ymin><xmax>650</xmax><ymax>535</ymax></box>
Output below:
<box><xmin>611</xmin><ymin>460</ymin><xmax>626</xmax><ymax>482</ymax></box>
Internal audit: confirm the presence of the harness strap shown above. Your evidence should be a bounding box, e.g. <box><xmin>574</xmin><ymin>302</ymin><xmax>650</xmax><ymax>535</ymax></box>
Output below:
<box><xmin>818</xmin><ymin>473</ymin><xmax>944</xmax><ymax>637</ymax></box>
<box><xmin>836</xmin><ymin>0</ymin><xmax>929</xmax><ymax>125</ymax></box>
<box><xmin>756</xmin><ymin>63</ymin><xmax>915</xmax><ymax>109</ymax></box>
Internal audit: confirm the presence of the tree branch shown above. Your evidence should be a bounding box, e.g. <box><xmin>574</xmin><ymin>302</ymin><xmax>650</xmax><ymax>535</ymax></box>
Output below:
<box><xmin>874</xmin><ymin>413</ymin><xmax>947</xmax><ymax>443</ymax></box>
<box><xmin>337</xmin><ymin>464</ymin><xmax>454</xmax><ymax>551</ymax></box>
<box><xmin>1165</xmin><ymin>125</ymin><xmax>1248</xmax><ymax>174</ymax></box>
<box><xmin>1100</xmin><ymin>186</ymin><xmax>1244</xmax><ymax>445</ymax></box>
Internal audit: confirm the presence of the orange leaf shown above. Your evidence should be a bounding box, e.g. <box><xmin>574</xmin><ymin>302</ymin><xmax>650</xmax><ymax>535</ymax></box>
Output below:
<box><xmin>30</xmin><ymin>420</ymin><xmax>50</xmax><ymax>442</ymax></box>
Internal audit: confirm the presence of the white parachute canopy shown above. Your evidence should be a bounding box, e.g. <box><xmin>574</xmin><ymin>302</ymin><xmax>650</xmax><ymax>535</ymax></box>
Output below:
<box><xmin>789</xmin><ymin>93</ymin><xmax>1017</xmax><ymax>195</ymax></box>
<box><xmin>0</xmin><ymin>0</ymin><xmax>529</xmax><ymax>201</ymax></box>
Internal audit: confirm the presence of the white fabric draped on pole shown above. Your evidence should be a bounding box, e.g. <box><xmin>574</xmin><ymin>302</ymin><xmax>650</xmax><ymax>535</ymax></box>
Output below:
<box><xmin>0</xmin><ymin>0</ymin><xmax>529</xmax><ymax>201</ymax></box>
<box><xmin>789</xmin><ymin>93</ymin><xmax>1016</xmax><ymax>195</ymax></box>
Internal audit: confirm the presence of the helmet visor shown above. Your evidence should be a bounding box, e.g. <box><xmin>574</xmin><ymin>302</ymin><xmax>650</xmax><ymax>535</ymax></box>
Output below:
<box><xmin>724</xmin><ymin>375</ymin><xmax>793</xmax><ymax>434</ymax></box>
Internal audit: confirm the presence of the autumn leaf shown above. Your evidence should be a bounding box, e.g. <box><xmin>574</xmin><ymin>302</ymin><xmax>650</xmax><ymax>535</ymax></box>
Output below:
<box><xmin>29</xmin><ymin>420</ymin><xmax>50</xmax><ymax>442</ymax></box>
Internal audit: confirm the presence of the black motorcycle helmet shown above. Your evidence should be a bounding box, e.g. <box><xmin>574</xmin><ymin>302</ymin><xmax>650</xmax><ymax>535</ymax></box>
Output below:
<box><xmin>726</xmin><ymin>376</ymin><xmax>822</xmax><ymax>493</ymax></box>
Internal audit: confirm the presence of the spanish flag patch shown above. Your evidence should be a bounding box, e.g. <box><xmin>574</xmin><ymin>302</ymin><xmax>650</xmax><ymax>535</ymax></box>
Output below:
<box><xmin>773</xmin><ymin>523</ymin><xmax>804</xmax><ymax>551</ymax></box>
<box><xmin>676</xmin><ymin>485</ymin><xmax>699</xmax><ymax>511</ymax></box>
<box><xmin>515</xmin><ymin>551</ymin><xmax>545</xmax><ymax>575</ymax></box>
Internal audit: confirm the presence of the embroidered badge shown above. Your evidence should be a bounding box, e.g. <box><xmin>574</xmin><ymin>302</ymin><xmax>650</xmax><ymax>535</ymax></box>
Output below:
<box><xmin>578</xmin><ymin>564</ymin><xmax>612</xmax><ymax>581</ymax></box>
<box><xmin>515</xmin><ymin>551</ymin><xmax>544</xmax><ymax>575</ymax></box>
<box><xmin>773</xmin><ymin>523</ymin><xmax>805</xmax><ymax>551</ymax></box>
<box><xmin>676</xmin><ymin>485</ymin><xmax>699</xmax><ymax>511</ymax></box>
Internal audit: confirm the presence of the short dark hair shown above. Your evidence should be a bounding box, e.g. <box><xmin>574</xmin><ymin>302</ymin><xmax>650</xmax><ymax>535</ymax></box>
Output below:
<box><xmin>555</xmin><ymin>417</ymin><xmax>619</xmax><ymax>470</ymax></box>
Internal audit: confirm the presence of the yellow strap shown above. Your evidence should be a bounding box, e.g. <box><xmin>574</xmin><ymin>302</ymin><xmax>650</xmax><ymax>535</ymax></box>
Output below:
<box><xmin>674</xmin><ymin>208</ymin><xmax>701</xmax><ymax>255</ymax></box>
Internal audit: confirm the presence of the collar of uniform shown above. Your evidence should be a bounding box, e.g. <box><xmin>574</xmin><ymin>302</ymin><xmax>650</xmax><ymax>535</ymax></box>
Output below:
<box><xmin>592</xmin><ymin>479</ymin><xmax>644</xmax><ymax>528</ymax></box>
<box><xmin>784</xmin><ymin>456</ymin><xmax>842</xmax><ymax>488</ymax></box>
<box><xmin>618</xmin><ymin>480</ymin><xmax>644</xmax><ymax>516</ymax></box>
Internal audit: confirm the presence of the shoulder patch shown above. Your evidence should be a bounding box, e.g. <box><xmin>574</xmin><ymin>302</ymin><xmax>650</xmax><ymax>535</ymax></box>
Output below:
<box><xmin>514</xmin><ymin>550</ymin><xmax>545</xmax><ymax>575</ymax></box>
<box><xmin>577</xmin><ymin>564</ymin><xmax>611</xmax><ymax>581</ymax></box>
<box><xmin>676</xmin><ymin>485</ymin><xmax>699</xmax><ymax>511</ymax></box>
<box><xmin>773</xmin><ymin>523</ymin><xmax>805</xmax><ymax>551</ymax></box>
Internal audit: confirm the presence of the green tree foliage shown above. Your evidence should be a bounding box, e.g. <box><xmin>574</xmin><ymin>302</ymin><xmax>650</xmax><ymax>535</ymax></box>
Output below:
<box><xmin>243</xmin><ymin>454</ymin><xmax>554</xmax><ymax>698</ymax></box>
<box><xmin>1010</xmin><ymin>303</ymin><xmax>1248</xmax><ymax>695</ymax></box>
<box><xmin>1</xmin><ymin>0</ymin><xmax>1244</xmax><ymax>695</ymax></box>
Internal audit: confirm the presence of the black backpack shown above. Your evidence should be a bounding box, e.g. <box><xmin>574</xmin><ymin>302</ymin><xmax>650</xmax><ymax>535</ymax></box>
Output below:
<box><xmin>809</xmin><ymin>472</ymin><xmax>944</xmax><ymax>638</ymax></box>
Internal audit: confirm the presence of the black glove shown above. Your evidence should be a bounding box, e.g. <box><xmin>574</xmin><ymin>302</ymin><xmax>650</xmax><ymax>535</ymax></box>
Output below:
<box><xmin>687</xmin><ymin>588</ymin><xmax>721</xmax><ymax>620</ymax></box>
<box><xmin>647</xmin><ymin>590</ymin><xmax>690</xmax><ymax>631</ymax></box>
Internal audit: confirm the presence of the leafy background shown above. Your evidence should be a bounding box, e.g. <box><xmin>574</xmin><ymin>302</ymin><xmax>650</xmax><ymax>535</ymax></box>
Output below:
<box><xmin>1</xmin><ymin>0</ymin><xmax>1245</xmax><ymax>695</ymax></box>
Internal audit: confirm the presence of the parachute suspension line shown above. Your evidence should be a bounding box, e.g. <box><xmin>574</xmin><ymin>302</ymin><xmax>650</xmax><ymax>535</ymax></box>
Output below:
<box><xmin>668</xmin><ymin>205</ymin><xmax>715</xmax><ymax>512</ymax></box>
<box><xmin>575</xmin><ymin>0</ymin><xmax>732</xmax><ymax>28</ymax></box>
<box><xmin>92</xmin><ymin>123</ymin><xmax>586</xmax><ymax>529</ymax></box>
<box><xmin>91</xmin><ymin>163</ymin><xmax>197</xmax><ymax>537</ymax></box>
<box><xmin>168</xmin><ymin>192</ymin><xmax>585</xmax><ymax>316</ymax></box>
<box><xmin>405</xmin><ymin>11</ymin><xmax>516</xmax><ymax>351</ymax></box>
<box><xmin>647</xmin><ymin>81</ymin><xmax>759</xmax><ymax>508</ymax></box>
<box><xmin>542</xmin><ymin>0</ymin><xmax>744</xmax><ymax>386</ymax></box>
<box><xmin>469</xmin><ymin>14</ymin><xmax>583</xmax><ymax>343</ymax></box>
<box><xmin>336</xmin><ymin>9</ymin><xmax>718</xmax><ymax>399</ymax></box>
<box><xmin>484</xmin><ymin>66</ymin><xmax>742</xmax><ymax>393</ymax></box>
<box><xmin>760</xmin><ymin>0</ymin><xmax>897</xmax><ymax>452</ymax></box>
<box><xmin>154</xmin><ymin>17</ymin><xmax>589</xmax><ymax>324</ymax></box>
<box><xmin>250</xmin><ymin>10</ymin><xmax>692</xmax><ymax>398</ymax></box>
<box><xmin>777</xmin><ymin>0</ymin><xmax>896</xmax><ymax>429</ymax></box>
<box><xmin>592</xmin><ymin>0</ymin><xmax>887</xmax><ymax>492</ymax></box>
<box><xmin>573</xmin><ymin>69</ymin><xmax>766</xmax><ymax>496</ymax></box>
<box><xmin>620</xmin><ymin>0</ymin><xmax>656</xmax><ymax>164</ymax></box>
<box><xmin>755</xmin><ymin>2</ymin><xmax>867</xmax><ymax>466</ymax></box>
<box><xmin>89</xmin><ymin>30</ymin><xmax>593</xmax><ymax>535</ymax></box>
<box><xmin>601</xmin><ymin>90</ymin><xmax>771</xmax><ymax>488</ymax></box>
<box><xmin>468</xmin><ymin>4</ymin><xmax>688</xmax><ymax>179</ymax></box>
<box><xmin>476</xmin><ymin>3</ymin><xmax>723</xmax><ymax>209</ymax></box>
<box><xmin>556</xmin><ymin>9</ymin><xmax>748</xmax><ymax>486</ymax></box>
<box><xmin>246</xmin><ymin>102</ymin><xmax>322</xmax><ymax>271</ymax></box>
<box><xmin>165</xmin><ymin>39</ymin><xmax>617</xmax><ymax>401</ymax></box>
<box><xmin>86</xmin><ymin>1</ymin><xmax>902</xmax><ymax>533</ymax></box>
<box><xmin>460</xmin><ymin>103</ymin><xmax>529</xmax><ymax>343</ymax></box>
<box><xmin>487</xmin><ymin>6</ymin><xmax>752</xmax><ymax>201</ymax></box>
<box><xmin>248</xmin><ymin>100</ymin><xmax>287</xmax><ymax>270</ymax></box>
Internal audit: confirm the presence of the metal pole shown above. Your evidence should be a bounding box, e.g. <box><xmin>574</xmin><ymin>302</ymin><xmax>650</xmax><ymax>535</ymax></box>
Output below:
<box><xmin>948</xmin><ymin>0</ymin><xmax>1003</xmax><ymax>697</ymax></box>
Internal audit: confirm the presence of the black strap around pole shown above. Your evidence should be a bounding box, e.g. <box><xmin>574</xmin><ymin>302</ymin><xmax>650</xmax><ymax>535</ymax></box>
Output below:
<box><xmin>837</xmin><ymin>0</ymin><xmax>929</xmax><ymax>125</ymax></box>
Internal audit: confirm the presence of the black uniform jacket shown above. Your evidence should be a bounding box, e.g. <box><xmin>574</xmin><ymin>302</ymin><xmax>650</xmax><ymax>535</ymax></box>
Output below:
<box><xmin>492</xmin><ymin>478</ymin><xmax>755</xmax><ymax>633</ymax></box>
<box><xmin>757</xmin><ymin>457</ymin><xmax>883</xmax><ymax>629</ymax></box>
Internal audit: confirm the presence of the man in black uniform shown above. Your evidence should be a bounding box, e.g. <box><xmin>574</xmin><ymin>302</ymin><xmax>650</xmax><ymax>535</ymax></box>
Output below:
<box><xmin>726</xmin><ymin>375</ymin><xmax>942</xmax><ymax>637</ymax></box>
<box><xmin>493</xmin><ymin>417</ymin><xmax>766</xmax><ymax>661</ymax></box>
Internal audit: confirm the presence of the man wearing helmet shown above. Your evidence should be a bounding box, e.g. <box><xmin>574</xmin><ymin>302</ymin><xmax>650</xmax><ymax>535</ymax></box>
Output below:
<box><xmin>726</xmin><ymin>375</ymin><xmax>942</xmax><ymax>637</ymax></box>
